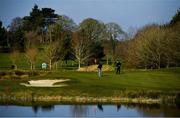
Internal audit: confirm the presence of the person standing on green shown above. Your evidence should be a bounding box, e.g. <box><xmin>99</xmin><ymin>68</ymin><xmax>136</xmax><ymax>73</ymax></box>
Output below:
<box><xmin>116</xmin><ymin>60</ymin><xmax>121</xmax><ymax>74</ymax></box>
<box><xmin>97</xmin><ymin>63</ymin><xmax>102</xmax><ymax>78</ymax></box>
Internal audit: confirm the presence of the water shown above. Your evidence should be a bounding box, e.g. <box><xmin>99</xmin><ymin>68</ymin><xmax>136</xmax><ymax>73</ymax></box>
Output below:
<box><xmin>0</xmin><ymin>103</ymin><xmax>180</xmax><ymax>117</ymax></box>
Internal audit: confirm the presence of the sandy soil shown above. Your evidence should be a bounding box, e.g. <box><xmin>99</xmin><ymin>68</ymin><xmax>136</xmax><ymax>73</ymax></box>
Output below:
<box><xmin>20</xmin><ymin>79</ymin><xmax>70</xmax><ymax>87</ymax></box>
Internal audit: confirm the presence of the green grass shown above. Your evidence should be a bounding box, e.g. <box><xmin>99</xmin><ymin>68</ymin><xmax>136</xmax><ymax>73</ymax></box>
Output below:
<box><xmin>0</xmin><ymin>68</ymin><xmax>180</xmax><ymax>98</ymax></box>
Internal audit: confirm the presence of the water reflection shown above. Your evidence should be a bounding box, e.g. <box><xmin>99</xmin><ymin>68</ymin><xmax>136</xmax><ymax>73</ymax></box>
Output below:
<box><xmin>32</xmin><ymin>106</ymin><xmax>38</xmax><ymax>113</ymax></box>
<box><xmin>0</xmin><ymin>103</ymin><xmax>180</xmax><ymax>117</ymax></box>
<box><xmin>70</xmin><ymin>105</ymin><xmax>89</xmax><ymax>117</ymax></box>
<box><xmin>124</xmin><ymin>103</ymin><xmax>180</xmax><ymax>117</ymax></box>
<box><xmin>32</xmin><ymin>105</ymin><xmax>54</xmax><ymax>113</ymax></box>
<box><xmin>117</xmin><ymin>104</ymin><xmax>121</xmax><ymax>111</ymax></box>
<box><xmin>97</xmin><ymin>104</ymin><xmax>103</xmax><ymax>111</ymax></box>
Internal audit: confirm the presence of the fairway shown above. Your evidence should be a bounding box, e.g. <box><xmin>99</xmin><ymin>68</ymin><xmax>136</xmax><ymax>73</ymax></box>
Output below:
<box><xmin>0</xmin><ymin>68</ymin><xmax>180</xmax><ymax>99</ymax></box>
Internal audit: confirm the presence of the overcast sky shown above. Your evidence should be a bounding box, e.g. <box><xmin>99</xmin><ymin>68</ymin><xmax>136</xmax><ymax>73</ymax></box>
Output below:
<box><xmin>0</xmin><ymin>0</ymin><xmax>180</xmax><ymax>31</ymax></box>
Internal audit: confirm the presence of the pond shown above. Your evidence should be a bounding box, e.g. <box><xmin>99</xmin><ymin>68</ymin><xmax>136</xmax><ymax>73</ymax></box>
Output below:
<box><xmin>0</xmin><ymin>103</ymin><xmax>180</xmax><ymax>117</ymax></box>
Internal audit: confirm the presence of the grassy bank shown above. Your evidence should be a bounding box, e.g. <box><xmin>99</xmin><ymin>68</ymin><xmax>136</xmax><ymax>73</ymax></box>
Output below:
<box><xmin>0</xmin><ymin>68</ymin><xmax>180</xmax><ymax>104</ymax></box>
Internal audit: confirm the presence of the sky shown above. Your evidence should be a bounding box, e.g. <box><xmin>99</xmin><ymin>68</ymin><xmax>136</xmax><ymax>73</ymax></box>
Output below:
<box><xmin>0</xmin><ymin>0</ymin><xmax>180</xmax><ymax>31</ymax></box>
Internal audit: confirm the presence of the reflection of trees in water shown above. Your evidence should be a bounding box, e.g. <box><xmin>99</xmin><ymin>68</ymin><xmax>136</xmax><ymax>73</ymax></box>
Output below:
<box><xmin>124</xmin><ymin>103</ymin><xmax>180</xmax><ymax>117</ymax></box>
<box><xmin>41</xmin><ymin>105</ymin><xmax>54</xmax><ymax>111</ymax></box>
<box><xmin>32</xmin><ymin>106</ymin><xmax>39</xmax><ymax>114</ymax></box>
<box><xmin>70</xmin><ymin>105</ymin><xmax>89</xmax><ymax>117</ymax></box>
<box><xmin>124</xmin><ymin>103</ymin><xmax>160</xmax><ymax>110</ymax></box>
<box><xmin>124</xmin><ymin>103</ymin><xmax>162</xmax><ymax>116</ymax></box>
<box><xmin>32</xmin><ymin>105</ymin><xmax>54</xmax><ymax>113</ymax></box>
<box><xmin>139</xmin><ymin>105</ymin><xmax>180</xmax><ymax>117</ymax></box>
<box><xmin>30</xmin><ymin>103</ymin><xmax>180</xmax><ymax>117</ymax></box>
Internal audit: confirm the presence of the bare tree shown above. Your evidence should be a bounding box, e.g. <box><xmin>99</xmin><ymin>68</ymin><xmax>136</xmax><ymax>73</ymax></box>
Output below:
<box><xmin>72</xmin><ymin>31</ymin><xmax>92</xmax><ymax>70</ymax></box>
<box><xmin>136</xmin><ymin>25</ymin><xmax>165</xmax><ymax>69</ymax></box>
<box><xmin>44</xmin><ymin>41</ymin><xmax>64</xmax><ymax>70</ymax></box>
<box><xmin>25</xmin><ymin>48</ymin><xmax>38</xmax><ymax>70</ymax></box>
<box><xmin>126</xmin><ymin>26</ymin><xmax>138</xmax><ymax>40</ymax></box>
<box><xmin>163</xmin><ymin>24</ymin><xmax>180</xmax><ymax>68</ymax></box>
<box><xmin>9</xmin><ymin>49</ymin><xmax>20</xmax><ymax>69</ymax></box>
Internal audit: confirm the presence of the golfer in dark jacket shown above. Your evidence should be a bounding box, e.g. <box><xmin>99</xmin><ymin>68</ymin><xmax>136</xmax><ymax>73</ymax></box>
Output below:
<box><xmin>116</xmin><ymin>60</ymin><xmax>121</xmax><ymax>74</ymax></box>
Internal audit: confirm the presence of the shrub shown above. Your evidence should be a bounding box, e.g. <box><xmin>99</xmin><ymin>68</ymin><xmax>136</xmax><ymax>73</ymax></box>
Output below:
<box><xmin>14</xmin><ymin>70</ymin><xmax>26</xmax><ymax>76</ymax></box>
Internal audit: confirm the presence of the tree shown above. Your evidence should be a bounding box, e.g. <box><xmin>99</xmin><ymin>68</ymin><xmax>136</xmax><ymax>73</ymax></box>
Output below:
<box><xmin>170</xmin><ymin>8</ymin><xmax>180</xmax><ymax>25</ymax></box>
<box><xmin>54</xmin><ymin>16</ymin><xmax>76</xmax><ymax>63</ymax></box>
<box><xmin>23</xmin><ymin>4</ymin><xmax>58</xmax><ymax>36</ymax></box>
<box><xmin>122</xmin><ymin>39</ymin><xmax>140</xmax><ymax>68</ymax></box>
<box><xmin>126</xmin><ymin>26</ymin><xmax>137</xmax><ymax>40</ymax></box>
<box><xmin>23</xmin><ymin>4</ymin><xmax>43</xmax><ymax>31</ymax></box>
<box><xmin>88</xmin><ymin>41</ymin><xmax>104</xmax><ymax>64</ymax></box>
<box><xmin>9</xmin><ymin>49</ymin><xmax>20</xmax><ymax>69</ymax></box>
<box><xmin>105</xmin><ymin>22</ymin><xmax>125</xmax><ymax>63</ymax></box>
<box><xmin>24</xmin><ymin>31</ymin><xmax>41</xmax><ymax>70</ymax></box>
<box><xmin>61</xmin><ymin>30</ymin><xmax>74</xmax><ymax>63</ymax></box>
<box><xmin>72</xmin><ymin>31</ymin><xmax>92</xmax><ymax>69</ymax></box>
<box><xmin>133</xmin><ymin>25</ymin><xmax>168</xmax><ymax>69</ymax></box>
<box><xmin>56</xmin><ymin>15</ymin><xmax>77</xmax><ymax>31</ymax></box>
<box><xmin>79</xmin><ymin>18</ymin><xmax>105</xmax><ymax>42</ymax></box>
<box><xmin>0</xmin><ymin>21</ymin><xmax>7</xmax><ymax>48</ymax></box>
<box><xmin>165</xmin><ymin>23</ymin><xmax>180</xmax><ymax>67</ymax></box>
<box><xmin>44</xmin><ymin>41</ymin><xmax>65</xmax><ymax>70</ymax></box>
<box><xmin>25</xmin><ymin>31</ymin><xmax>42</xmax><ymax>48</ymax></box>
<box><xmin>8</xmin><ymin>17</ymin><xmax>25</xmax><ymax>50</ymax></box>
<box><xmin>9</xmin><ymin>17</ymin><xmax>23</xmax><ymax>32</ymax></box>
<box><xmin>102</xmin><ymin>40</ymin><xmax>111</xmax><ymax>64</ymax></box>
<box><xmin>77</xmin><ymin>18</ymin><xmax>105</xmax><ymax>64</ymax></box>
<box><xmin>25</xmin><ymin>48</ymin><xmax>38</xmax><ymax>70</ymax></box>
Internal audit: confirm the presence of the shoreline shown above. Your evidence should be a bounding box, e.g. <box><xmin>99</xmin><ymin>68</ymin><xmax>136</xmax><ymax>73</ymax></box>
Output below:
<box><xmin>0</xmin><ymin>94</ymin><xmax>178</xmax><ymax>105</ymax></box>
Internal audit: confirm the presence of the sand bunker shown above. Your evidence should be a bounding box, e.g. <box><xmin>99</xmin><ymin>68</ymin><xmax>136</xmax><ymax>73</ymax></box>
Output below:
<box><xmin>20</xmin><ymin>79</ymin><xmax>70</xmax><ymax>87</ymax></box>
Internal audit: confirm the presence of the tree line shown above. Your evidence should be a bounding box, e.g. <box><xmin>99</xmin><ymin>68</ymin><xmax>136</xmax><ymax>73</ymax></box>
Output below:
<box><xmin>0</xmin><ymin>5</ymin><xmax>180</xmax><ymax>70</ymax></box>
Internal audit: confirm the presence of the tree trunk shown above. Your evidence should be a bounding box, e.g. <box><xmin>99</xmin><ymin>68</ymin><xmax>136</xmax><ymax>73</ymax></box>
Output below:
<box><xmin>14</xmin><ymin>64</ymin><xmax>17</xmax><ymax>70</ymax></box>
<box><xmin>158</xmin><ymin>54</ymin><xmax>161</xmax><ymax>69</ymax></box>
<box><xmin>144</xmin><ymin>60</ymin><xmax>147</xmax><ymax>70</ymax></box>
<box><xmin>166</xmin><ymin>58</ymin><xmax>169</xmax><ymax>69</ymax></box>
<box><xmin>78</xmin><ymin>59</ymin><xmax>81</xmax><ymax>70</ymax></box>
<box><xmin>49</xmin><ymin>59</ymin><xmax>52</xmax><ymax>70</ymax></box>
<box><xmin>106</xmin><ymin>55</ymin><xmax>109</xmax><ymax>65</ymax></box>
<box><xmin>30</xmin><ymin>63</ymin><xmax>33</xmax><ymax>70</ymax></box>
<box><xmin>111</xmin><ymin>56</ymin><xmax>114</xmax><ymax>66</ymax></box>
<box><xmin>55</xmin><ymin>62</ymin><xmax>58</xmax><ymax>70</ymax></box>
<box><xmin>33</xmin><ymin>62</ymin><xmax>36</xmax><ymax>70</ymax></box>
<box><xmin>50</xmin><ymin>31</ymin><xmax>52</xmax><ymax>43</ymax></box>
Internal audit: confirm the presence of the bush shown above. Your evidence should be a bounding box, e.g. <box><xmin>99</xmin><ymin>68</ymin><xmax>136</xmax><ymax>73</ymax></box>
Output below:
<box><xmin>14</xmin><ymin>70</ymin><xmax>26</xmax><ymax>76</ymax></box>
<box><xmin>0</xmin><ymin>71</ymin><xmax>6</xmax><ymax>76</ymax></box>
<box><xmin>28</xmin><ymin>71</ymin><xmax>39</xmax><ymax>76</ymax></box>
<box><xmin>2</xmin><ymin>75</ymin><xmax>11</xmax><ymax>79</ymax></box>
<box><xmin>0</xmin><ymin>70</ymin><xmax>39</xmax><ymax>80</ymax></box>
